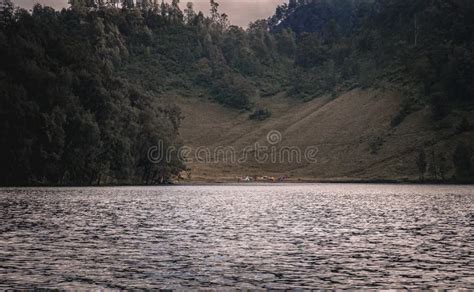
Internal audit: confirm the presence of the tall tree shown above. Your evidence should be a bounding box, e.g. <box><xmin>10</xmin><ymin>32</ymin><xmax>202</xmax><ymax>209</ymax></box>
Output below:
<box><xmin>184</xmin><ymin>2</ymin><xmax>195</xmax><ymax>24</ymax></box>
<box><xmin>453</xmin><ymin>143</ymin><xmax>472</xmax><ymax>181</ymax></box>
<box><xmin>416</xmin><ymin>148</ymin><xmax>427</xmax><ymax>181</ymax></box>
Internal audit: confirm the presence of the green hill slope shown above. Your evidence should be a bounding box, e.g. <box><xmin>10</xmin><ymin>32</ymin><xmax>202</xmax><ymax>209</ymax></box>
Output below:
<box><xmin>175</xmin><ymin>88</ymin><xmax>473</xmax><ymax>183</ymax></box>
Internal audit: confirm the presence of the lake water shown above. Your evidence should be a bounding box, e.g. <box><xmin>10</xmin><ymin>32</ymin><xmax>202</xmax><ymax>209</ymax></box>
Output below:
<box><xmin>0</xmin><ymin>184</ymin><xmax>473</xmax><ymax>289</ymax></box>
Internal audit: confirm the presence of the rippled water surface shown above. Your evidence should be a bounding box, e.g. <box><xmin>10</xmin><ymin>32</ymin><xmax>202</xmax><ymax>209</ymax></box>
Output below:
<box><xmin>1</xmin><ymin>184</ymin><xmax>473</xmax><ymax>289</ymax></box>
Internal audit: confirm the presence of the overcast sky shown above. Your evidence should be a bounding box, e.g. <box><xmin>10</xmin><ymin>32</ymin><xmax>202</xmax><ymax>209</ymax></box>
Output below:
<box><xmin>13</xmin><ymin>0</ymin><xmax>286</xmax><ymax>27</ymax></box>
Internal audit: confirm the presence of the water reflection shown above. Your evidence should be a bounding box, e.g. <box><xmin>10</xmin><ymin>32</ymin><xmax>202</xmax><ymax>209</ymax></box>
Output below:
<box><xmin>0</xmin><ymin>184</ymin><xmax>473</xmax><ymax>289</ymax></box>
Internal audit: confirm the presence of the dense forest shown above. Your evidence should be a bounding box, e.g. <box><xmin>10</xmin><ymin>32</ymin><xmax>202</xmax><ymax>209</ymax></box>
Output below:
<box><xmin>0</xmin><ymin>0</ymin><xmax>473</xmax><ymax>185</ymax></box>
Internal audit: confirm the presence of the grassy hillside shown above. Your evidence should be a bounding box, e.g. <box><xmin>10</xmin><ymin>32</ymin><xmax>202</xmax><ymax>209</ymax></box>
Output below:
<box><xmin>174</xmin><ymin>88</ymin><xmax>473</xmax><ymax>183</ymax></box>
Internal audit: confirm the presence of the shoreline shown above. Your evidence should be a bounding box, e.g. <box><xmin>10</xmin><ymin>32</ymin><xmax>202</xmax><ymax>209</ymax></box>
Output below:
<box><xmin>1</xmin><ymin>177</ymin><xmax>472</xmax><ymax>188</ymax></box>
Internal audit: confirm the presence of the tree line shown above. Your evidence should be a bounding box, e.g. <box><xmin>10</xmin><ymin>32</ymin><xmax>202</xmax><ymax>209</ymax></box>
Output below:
<box><xmin>0</xmin><ymin>0</ymin><xmax>186</xmax><ymax>185</ymax></box>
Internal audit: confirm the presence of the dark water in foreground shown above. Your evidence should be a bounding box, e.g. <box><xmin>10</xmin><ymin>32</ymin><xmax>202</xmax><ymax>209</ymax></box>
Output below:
<box><xmin>0</xmin><ymin>184</ymin><xmax>473</xmax><ymax>289</ymax></box>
